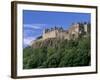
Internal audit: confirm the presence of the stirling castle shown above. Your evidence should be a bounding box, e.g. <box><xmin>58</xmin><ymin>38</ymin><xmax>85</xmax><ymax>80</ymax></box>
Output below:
<box><xmin>30</xmin><ymin>22</ymin><xmax>90</xmax><ymax>45</ymax></box>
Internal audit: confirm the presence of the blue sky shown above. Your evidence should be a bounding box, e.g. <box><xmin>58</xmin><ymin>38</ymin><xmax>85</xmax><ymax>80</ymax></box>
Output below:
<box><xmin>23</xmin><ymin>10</ymin><xmax>91</xmax><ymax>48</ymax></box>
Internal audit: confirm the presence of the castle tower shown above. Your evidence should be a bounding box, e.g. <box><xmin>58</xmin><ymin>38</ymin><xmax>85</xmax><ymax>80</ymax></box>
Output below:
<box><xmin>68</xmin><ymin>23</ymin><xmax>80</xmax><ymax>40</ymax></box>
<box><xmin>84</xmin><ymin>23</ymin><xmax>88</xmax><ymax>33</ymax></box>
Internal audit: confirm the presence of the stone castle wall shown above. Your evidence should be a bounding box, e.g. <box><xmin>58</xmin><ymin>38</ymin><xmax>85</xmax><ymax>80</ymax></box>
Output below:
<box><xmin>42</xmin><ymin>23</ymin><xmax>82</xmax><ymax>40</ymax></box>
<box><xmin>43</xmin><ymin>30</ymin><xmax>57</xmax><ymax>40</ymax></box>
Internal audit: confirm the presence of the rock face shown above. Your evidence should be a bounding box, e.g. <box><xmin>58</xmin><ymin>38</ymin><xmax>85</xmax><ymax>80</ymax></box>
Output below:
<box><xmin>31</xmin><ymin>38</ymin><xmax>64</xmax><ymax>48</ymax></box>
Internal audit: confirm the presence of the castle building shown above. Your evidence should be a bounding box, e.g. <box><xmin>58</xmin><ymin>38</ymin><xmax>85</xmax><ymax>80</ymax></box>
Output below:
<box><xmin>30</xmin><ymin>22</ymin><xmax>90</xmax><ymax>46</ymax></box>
<box><xmin>42</xmin><ymin>22</ymin><xmax>89</xmax><ymax>40</ymax></box>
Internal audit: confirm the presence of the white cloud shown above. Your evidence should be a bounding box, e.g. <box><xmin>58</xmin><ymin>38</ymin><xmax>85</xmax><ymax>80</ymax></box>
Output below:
<box><xmin>24</xmin><ymin>24</ymin><xmax>46</xmax><ymax>29</ymax></box>
<box><xmin>24</xmin><ymin>37</ymin><xmax>36</xmax><ymax>46</ymax></box>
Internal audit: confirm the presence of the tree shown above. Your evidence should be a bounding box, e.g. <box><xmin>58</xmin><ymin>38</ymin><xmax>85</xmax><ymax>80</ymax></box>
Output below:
<box><xmin>23</xmin><ymin>34</ymin><xmax>90</xmax><ymax>69</ymax></box>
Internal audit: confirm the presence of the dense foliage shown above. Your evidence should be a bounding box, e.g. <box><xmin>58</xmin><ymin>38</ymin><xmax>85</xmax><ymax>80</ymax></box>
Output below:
<box><xmin>23</xmin><ymin>35</ymin><xmax>90</xmax><ymax>69</ymax></box>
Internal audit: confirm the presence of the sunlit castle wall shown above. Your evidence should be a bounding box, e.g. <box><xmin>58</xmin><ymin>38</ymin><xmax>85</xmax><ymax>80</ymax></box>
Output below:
<box><xmin>43</xmin><ymin>29</ymin><xmax>58</xmax><ymax>40</ymax></box>
<box><xmin>43</xmin><ymin>28</ymin><xmax>70</xmax><ymax>40</ymax></box>
<box><xmin>57</xmin><ymin>30</ymin><xmax>70</xmax><ymax>40</ymax></box>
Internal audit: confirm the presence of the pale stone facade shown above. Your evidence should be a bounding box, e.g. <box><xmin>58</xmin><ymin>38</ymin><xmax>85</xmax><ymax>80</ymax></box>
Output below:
<box><xmin>43</xmin><ymin>30</ymin><xmax>58</xmax><ymax>40</ymax></box>
<box><xmin>84</xmin><ymin>24</ymin><xmax>88</xmax><ymax>33</ymax></box>
<box><xmin>42</xmin><ymin>23</ymin><xmax>89</xmax><ymax>40</ymax></box>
